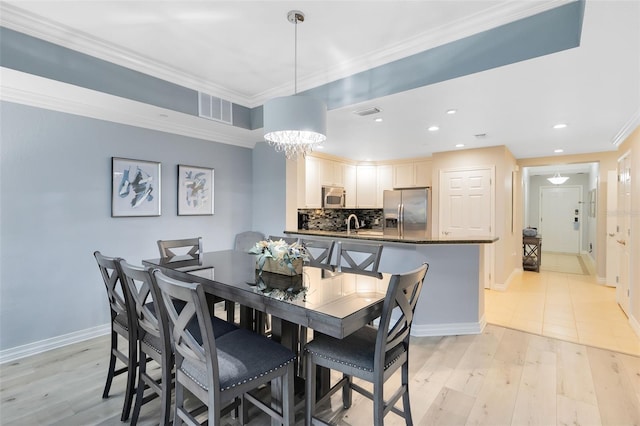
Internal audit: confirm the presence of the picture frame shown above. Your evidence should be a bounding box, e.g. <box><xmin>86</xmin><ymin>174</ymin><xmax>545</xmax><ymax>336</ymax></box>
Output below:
<box><xmin>112</xmin><ymin>157</ymin><xmax>161</xmax><ymax>217</ymax></box>
<box><xmin>177</xmin><ymin>164</ymin><xmax>214</xmax><ymax>216</ymax></box>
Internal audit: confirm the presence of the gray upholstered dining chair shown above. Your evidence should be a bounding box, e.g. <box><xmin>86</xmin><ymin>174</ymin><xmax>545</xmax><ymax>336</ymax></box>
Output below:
<box><xmin>93</xmin><ymin>251</ymin><xmax>136</xmax><ymax>422</ymax></box>
<box><xmin>234</xmin><ymin>231</ymin><xmax>265</xmax><ymax>252</ymax></box>
<box><xmin>157</xmin><ymin>237</ymin><xmax>203</xmax><ymax>258</ymax></box>
<box><xmin>158</xmin><ymin>237</ymin><xmax>235</xmax><ymax>324</ymax></box>
<box><xmin>304</xmin><ymin>263</ymin><xmax>429</xmax><ymax>426</ymax></box>
<box><xmin>337</xmin><ymin>241</ymin><xmax>384</xmax><ymax>278</ymax></box>
<box><xmin>118</xmin><ymin>259</ymin><xmax>173</xmax><ymax>426</ymax></box>
<box><xmin>301</xmin><ymin>238</ymin><xmax>336</xmax><ymax>271</ymax></box>
<box><xmin>152</xmin><ymin>269</ymin><xmax>296</xmax><ymax>426</ymax></box>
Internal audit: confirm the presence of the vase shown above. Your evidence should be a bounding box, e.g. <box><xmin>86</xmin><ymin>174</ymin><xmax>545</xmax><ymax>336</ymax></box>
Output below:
<box><xmin>257</xmin><ymin>257</ymin><xmax>303</xmax><ymax>276</ymax></box>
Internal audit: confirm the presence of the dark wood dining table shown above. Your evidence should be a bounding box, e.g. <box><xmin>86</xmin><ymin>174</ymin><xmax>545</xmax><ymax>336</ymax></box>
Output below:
<box><xmin>143</xmin><ymin>249</ymin><xmax>391</xmax><ymax>418</ymax></box>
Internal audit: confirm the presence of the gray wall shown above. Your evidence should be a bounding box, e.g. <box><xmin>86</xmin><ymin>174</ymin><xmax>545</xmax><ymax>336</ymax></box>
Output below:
<box><xmin>251</xmin><ymin>142</ymin><xmax>287</xmax><ymax>238</ymax></box>
<box><xmin>0</xmin><ymin>101</ymin><xmax>254</xmax><ymax>351</ymax></box>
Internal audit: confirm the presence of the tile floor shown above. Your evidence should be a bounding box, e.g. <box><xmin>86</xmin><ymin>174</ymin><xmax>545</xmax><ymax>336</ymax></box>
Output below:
<box><xmin>484</xmin><ymin>253</ymin><xmax>640</xmax><ymax>356</ymax></box>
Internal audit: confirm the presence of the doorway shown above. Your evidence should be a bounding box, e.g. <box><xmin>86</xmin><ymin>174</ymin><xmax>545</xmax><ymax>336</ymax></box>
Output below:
<box><xmin>539</xmin><ymin>185</ymin><xmax>582</xmax><ymax>253</ymax></box>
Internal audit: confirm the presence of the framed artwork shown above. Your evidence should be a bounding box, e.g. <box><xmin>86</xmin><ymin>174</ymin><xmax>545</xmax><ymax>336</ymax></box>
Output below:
<box><xmin>178</xmin><ymin>164</ymin><xmax>214</xmax><ymax>216</ymax></box>
<box><xmin>112</xmin><ymin>157</ymin><xmax>161</xmax><ymax>217</ymax></box>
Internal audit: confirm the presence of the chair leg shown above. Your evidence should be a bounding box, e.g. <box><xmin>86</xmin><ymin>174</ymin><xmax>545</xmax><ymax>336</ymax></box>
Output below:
<box><xmin>102</xmin><ymin>331</ymin><xmax>118</xmax><ymax>398</ymax></box>
<box><xmin>342</xmin><ymin>374</ymin><xmax>352</xmax><ymax>409</ymax></box>
<box><xmin>159</xmin><ymin>356</ymin><xmax>172</xmax><ymax>426</ymax></box>
<box><xmin>174</xmin><ymin>380</ymin><xmax>184</xmax><ymax>426</ymax></box>
<box><xmin>121</xmin><ymin>334</ymin><xmax>138</xmax><ymax>421</ymax></box>
<box><xmin>225</xmin><ymin>300</ymin><xmax>235</xmax><ymax>323</ymax></box>
<box><xmin>373</xmin><ymin>381</ymin><xmax>384</xmax><ymax>426</ymax></box>
<box><xmin>305</xmin><ymin>357</ymin><xmax>317</xmax><ymax>426</ymax></box>
<box><xmin>130</xmin><ymin>348</ymin><xmax>147</xmax><ymax>426</ymax></box>
<box><xmin>402</xmin><ymin>361</ymin><xmax>413</xmax><ymax>426</ymax></box>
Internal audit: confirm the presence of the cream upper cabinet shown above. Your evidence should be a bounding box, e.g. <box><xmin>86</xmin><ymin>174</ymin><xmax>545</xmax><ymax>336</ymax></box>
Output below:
<box><xmin>356</xmin><ymin>165</ymin><xmax>377</xmax><ymax>208</ymax></box>
<box><xmin>393</xmin><ymin>161</ymin><xmax>432</xmax><ymax>188</ymax></box>
<box><xmin>344</xmin><ymin>164</ymin><xmax>357</xmax><ymax>208</ymax></box>
<box><xmin>304</xmin><ymin>156</ymin><xmax>322</xmax><ymax>208</ymax></box>
<box><xmin>320</xmin><ymin>159</ymin><xmax>345</xmax><ymax>187</ymax></box>
<box><xmin>376</xmin><ymin>165</ymin><xmax>393</xmax><ymax>207</ymax></box>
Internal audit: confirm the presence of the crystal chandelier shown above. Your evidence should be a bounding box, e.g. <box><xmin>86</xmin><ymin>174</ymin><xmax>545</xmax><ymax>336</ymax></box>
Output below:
<box><xmin>263</xmin><ymin>10</ymin><xmax>327</xmax><ymax>159</ymax></box>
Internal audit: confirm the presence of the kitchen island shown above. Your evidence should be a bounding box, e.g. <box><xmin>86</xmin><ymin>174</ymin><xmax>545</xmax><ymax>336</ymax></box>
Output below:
<box><xmin>285</xmin><ymin>229</ymin><xmax>498</xmax><ymax>337</ymax></box>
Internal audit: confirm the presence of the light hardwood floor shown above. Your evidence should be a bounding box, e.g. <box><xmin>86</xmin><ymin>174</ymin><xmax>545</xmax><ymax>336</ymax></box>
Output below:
<box><xmin>1</xmin><ymin>322</ymin><xmax>639</xmax><ymax>425</ymax></box>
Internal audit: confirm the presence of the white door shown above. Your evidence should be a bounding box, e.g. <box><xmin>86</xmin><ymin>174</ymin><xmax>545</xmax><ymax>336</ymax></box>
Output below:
<box><xmin>606</xmin><ymin>170</ymin><xmax>619</xmax><ymax>288</ymax></box>
<box><xmin>617</xmin><ymin>153</ymin><xmax>631</xmax><ymax>315</ymax></box>
<box><xmin>540</xmin><ymin>186</ymin><xmax>581</xmax><ymax>253</ymax></box>
<box><xmin>439</xmin><ymin>167</ymin><xmax>494</xmax><ymax>237</ymax></box>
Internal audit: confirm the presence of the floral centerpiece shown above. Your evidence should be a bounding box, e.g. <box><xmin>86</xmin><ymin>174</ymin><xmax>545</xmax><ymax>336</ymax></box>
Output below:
<box><xmin>249</xmin><ymin>238</ymin><xmax>309</xmax><ymax>276</ymax></box>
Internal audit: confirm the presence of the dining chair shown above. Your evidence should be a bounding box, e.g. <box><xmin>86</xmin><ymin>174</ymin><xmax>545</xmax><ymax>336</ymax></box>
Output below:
<box><xmin>158</xmin><ymin>237</ymin><xmax>235</xmax><ymax>324</ymax></box>
<box><xmin>157</xmin><ymin>237</ymin><xmax>203</xmax><ymax>258</ymax></box>
<box><xmin>304</xmin><ymin>263</ymin><xmax>429</xmax><ymax>426</ymax></box>
<box><xmin>93</xmin><ymin>251</ymin><xmax>136</xmax><ymax>422</ymax></box>
<box><xmin>118</xmin><ymin>259</ymin><xmax>173</xmax><ymax>426</ymax></box>
<box><xmin>234</xmin><ymin>231</ymin><xmax>265</xmax><ymax>252</ymax></box>
<box><xmin>301</xmin><ymin>238</ymin><xmax>336</xmax><ymax>271</ymax></box>
<box><xmin>269</xmin><ymin>235</ymin><xmax>299</xmax><ymax>245</ymax></box>
<box><xmin>152</xmin><ymin>269</ymin><xmax>296</xmax><ymax>425</ymax></box>
<box><xmin>337</xmin><ymin>241</ymin><xmax>384</xmax><ymax>278</ymax></box>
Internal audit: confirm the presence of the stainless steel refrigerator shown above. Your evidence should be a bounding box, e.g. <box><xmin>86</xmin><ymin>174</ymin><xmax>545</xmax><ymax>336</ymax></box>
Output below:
<box><xmin>383</xmin><ymin>188</ymin><xmax>432</xmax><ymax>239</ymax></box>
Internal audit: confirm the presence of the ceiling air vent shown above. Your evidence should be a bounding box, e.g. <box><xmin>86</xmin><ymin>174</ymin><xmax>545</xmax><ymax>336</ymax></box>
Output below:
<box><xmin>199</xmin><ymin>92</ymin><xmax>233</xmax><ymax>125</ymax></box>
<box><xmin>353</xmin><ymin>106</ymin><xmax>382</xmax><ymax>116</ymax></box>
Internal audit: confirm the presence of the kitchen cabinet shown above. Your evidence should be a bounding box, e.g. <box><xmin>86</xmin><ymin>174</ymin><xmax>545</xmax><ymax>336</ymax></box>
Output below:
<box><xmin>393</xmin><ymin>161</ymin><xmax>432</xmax><ymax>188</ymax></box>
<box><xmin>344</xmin><ymin>164</ymin><xmax>357</xmax><ymax>208</ymax></box>
<box><xmin>304</xmin><ymin>156</ymin><xmax>322</xmax><ymax>208</ymax></box>
<box><xmin>376</xmin><ymin>165</ymin><xmax>393</xmax><ymax>207</ymax></box>
<box><xmin>320</xmin><ymin>159</ymin><xmax>345</xmax><ymax>187</ymax></box>
<box><xmin>356</xmin><ymin>165</ymin><xmax>377</xmax><ymax>208</ymax></box>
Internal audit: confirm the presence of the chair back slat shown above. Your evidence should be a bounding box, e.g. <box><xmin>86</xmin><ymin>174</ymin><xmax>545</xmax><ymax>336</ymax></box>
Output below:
<box><xmin>337</xmin><ymin>242</ymin><xmax>383</xmax><ymax>278</ymax></box>
<box><xmin>119</xmin><ymin>261</ymin><xmax>162</xmax><ymax>341</ymax></box>
<box><xmin>94</xmin><ymin>252</ymin><xmax>128</xmax><ymax>320</ymax></box>
<box><xmin>375</xmin><ymin>263</ymin><xmax>428</xmax><ymax>368</ymax></box>
<box><xmin>152</xmin><ymin>270</ymin><xmax>220</xmax><ymax>392</ymax></box>
<box><xmin>301</xmin><ymin>239</ymin><xmax>335</xmax><ymax>270</ymax></box>
<box><xmin>157</xmin><ymin>237</ymin><xmax>203</xmax><ymax>258</ymax></box>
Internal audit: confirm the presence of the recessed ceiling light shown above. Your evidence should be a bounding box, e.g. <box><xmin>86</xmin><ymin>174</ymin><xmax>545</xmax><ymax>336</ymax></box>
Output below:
<box><xmin>428</xmin><ymin>126</ymin><xmax>439</xmax><ymax>132</ymax></box>
<box><xmin>374</xmin><ymin>118</ymin><xmax>383</xmax><ymax>122</ymax></box>
<box><xmin>554</xmin><ymin>148</ymin><xmax>564</xmax><ymax>153</ymax></box>
<box><xmin>553</xmin><ymin>123</ymin><xmax>567</xmax><ymax>129</ymax></box>
<box><xmin>446</xmin><ymin>109</ymin><xmax>457</xmax><ymax>115</ymax></box>
<box><xmin>455</xmin><ymin>144</ymin><xmax>465</xmax><ymax>148</ymax></box>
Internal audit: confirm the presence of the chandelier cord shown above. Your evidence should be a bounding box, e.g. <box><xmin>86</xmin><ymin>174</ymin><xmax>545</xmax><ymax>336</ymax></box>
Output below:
<box><xmin>293</xmin><ymin>15</ymin><xmax>298</xmax><ymax>95</ymax></box>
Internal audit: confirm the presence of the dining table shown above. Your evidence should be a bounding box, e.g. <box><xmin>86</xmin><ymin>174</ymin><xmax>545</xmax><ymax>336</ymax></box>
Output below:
<box><xmin>143</xmin><ymin>249</ymin><xmax>392</xmax><ymax>420</ymax></box>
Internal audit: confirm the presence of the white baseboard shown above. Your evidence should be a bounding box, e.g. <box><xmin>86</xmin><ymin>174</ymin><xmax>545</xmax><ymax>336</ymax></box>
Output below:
<box><xmin>411</xmin><ymin>316</ymin><xmax>486</xmax><ymax>337</ymax></box>
<box><xmin>0</xmin><ymin>324</ymin><xmax>110</xmax><ymax>365</ymax></box>
<box><xmin>492</xmin><ymin>267</ymin><xmax>521</xmax><ymax>291</ymax></box>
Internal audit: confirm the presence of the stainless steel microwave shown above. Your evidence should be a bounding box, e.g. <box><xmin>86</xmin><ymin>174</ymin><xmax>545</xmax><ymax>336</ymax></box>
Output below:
<box><xmin>322</xmin><ymin>186</ymin><xmax>345</xmax><ymax>208</ymax></box>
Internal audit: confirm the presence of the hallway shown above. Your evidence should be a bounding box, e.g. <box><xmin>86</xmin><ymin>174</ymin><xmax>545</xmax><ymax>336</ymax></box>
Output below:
<box><xmin>485</xmin><ymin>254</ymin><xmax>640</xmax><ymax>356</ymax></box>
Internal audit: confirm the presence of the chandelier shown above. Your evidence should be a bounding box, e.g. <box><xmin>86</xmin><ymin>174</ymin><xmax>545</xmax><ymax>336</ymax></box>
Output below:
<box><xmin>263</xmin><ymin>10</ymin><xmax>327</xmax><ymax>159</ymax></box>
<box><xmin>547</xmin><ymin>172</ymin><xmax>569</xmax><ymax>185</ymax></box>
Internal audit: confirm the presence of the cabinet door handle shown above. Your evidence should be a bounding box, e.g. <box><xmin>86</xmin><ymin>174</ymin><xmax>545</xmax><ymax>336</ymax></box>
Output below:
<box><xmin>608</xmin><ymin>233</ymin><xmax>615</xmax><ymax>237</ymax></box>
<box><xmin>617</xmin><ymin>239</ymin><xmax>626</xmax><ymax>246</ymax></box>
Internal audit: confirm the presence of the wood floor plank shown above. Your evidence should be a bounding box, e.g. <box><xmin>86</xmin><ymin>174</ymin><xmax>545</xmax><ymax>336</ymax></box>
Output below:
<box><xmin>511</xmin><ymin>334</ymin><xmax>558</xmax><ymax>426</ymax></box>
<box><xmin>588</xmin><ymin>345</ymin><xmax>640</xmax><ymax>426</ymax></box>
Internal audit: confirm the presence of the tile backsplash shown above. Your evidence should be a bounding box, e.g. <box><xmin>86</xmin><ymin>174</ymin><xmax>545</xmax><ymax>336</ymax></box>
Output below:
<box><xmin>298</xmin><ymin>208</ymin><xmax>383</xmax><ymax>232</ymax></box>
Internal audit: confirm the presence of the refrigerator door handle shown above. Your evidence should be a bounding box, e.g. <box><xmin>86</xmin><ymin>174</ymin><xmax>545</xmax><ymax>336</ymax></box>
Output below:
<box><xmin>399</xmin><ymin>203</ymin><xmax>404</xmax><ymax>238</ymax></box>
<box><xmin>397</xmin><ymin>204</ymin><xmax>402</xmax><ymax>238</ymax></box>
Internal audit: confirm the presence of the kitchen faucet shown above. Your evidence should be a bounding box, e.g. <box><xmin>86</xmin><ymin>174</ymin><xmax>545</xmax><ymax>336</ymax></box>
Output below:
<box><xmin>346</xmin><ymin>213</ymin><xmax>360</xmax><ymax>234</ymax></box>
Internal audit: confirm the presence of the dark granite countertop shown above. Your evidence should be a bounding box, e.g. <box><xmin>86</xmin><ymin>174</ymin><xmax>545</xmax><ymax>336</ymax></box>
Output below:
<box><xmin>285</xmin><ymin>229</ymin><xmax>498</xmax><ymax>245</ymax></box>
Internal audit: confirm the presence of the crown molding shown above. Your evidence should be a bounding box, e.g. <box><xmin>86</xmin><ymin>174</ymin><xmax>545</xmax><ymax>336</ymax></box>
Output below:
<box><xmin>0</xmin><ymin>67</ymin><xmax>259</xmax><ymax>148</ymax></box>
<box><xmin>0</xmin><ymin>3</ymin><xmax>252</xmax><ymax>106</ymax></box>
<box><xmin>611</xmin><ymin>109</ymin><xmax>640</xmax><ymax>147</ymax></box>
<box><xmin>252</xmin><ymin>0</ymin><xmax>571</xmax><ymax>104</ymax></box>
<box><xmin>1</xmin><ymin>1</ymin><xmax>570</xmax><ymax>108</ymax></box>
